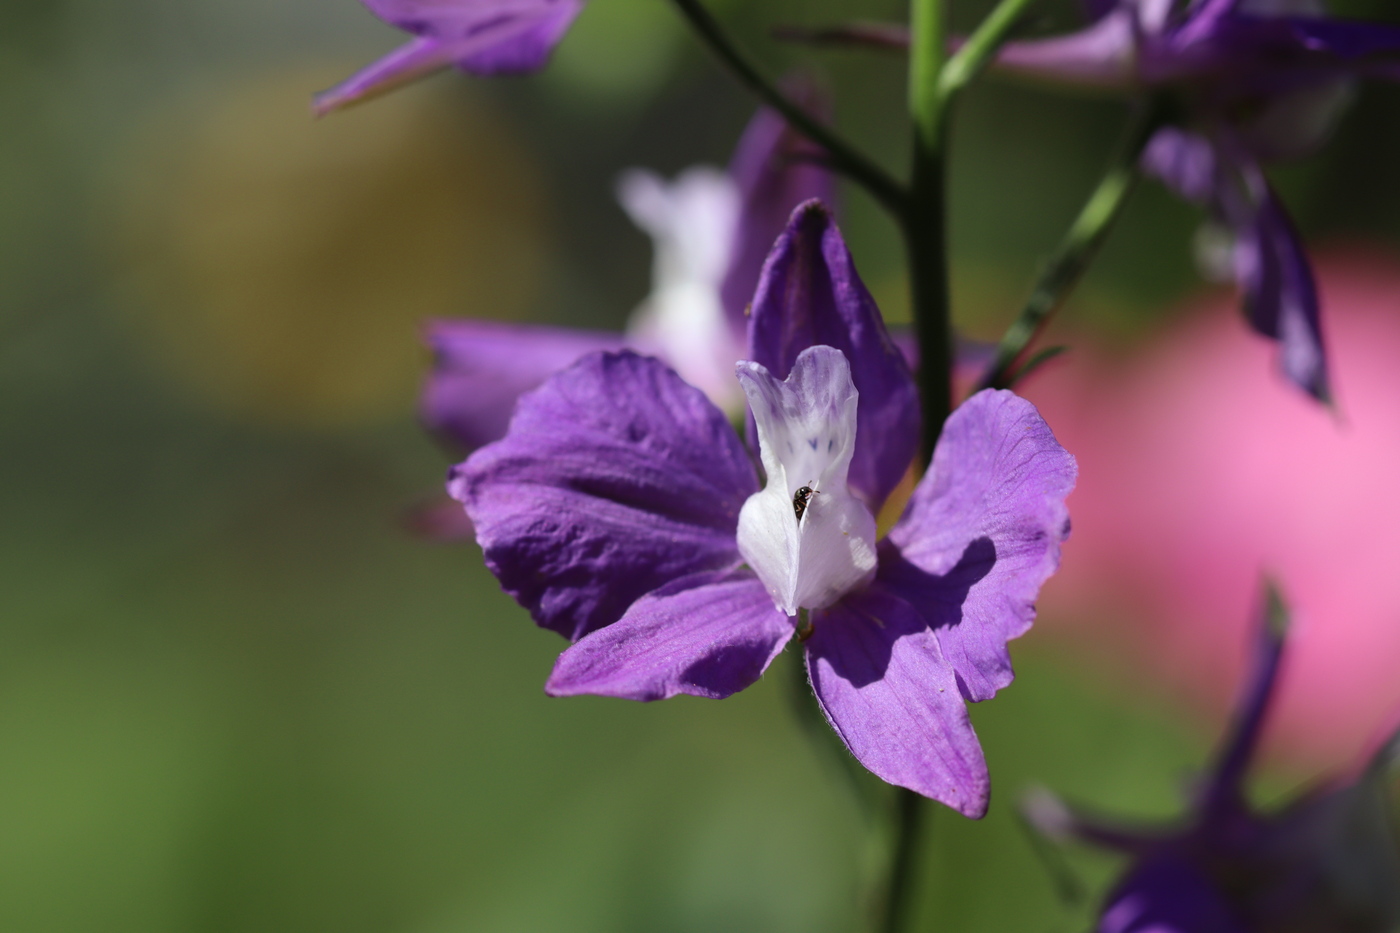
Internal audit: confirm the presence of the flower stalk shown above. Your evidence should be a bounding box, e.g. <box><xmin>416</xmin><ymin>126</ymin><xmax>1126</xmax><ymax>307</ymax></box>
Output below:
<box><xmin>904</xmin><ymin>0</ymin><xmax>951</xmax><ymax>466</ymax></box>
<box><xmin>978</xmin><ymin>101</ymin><xmax>1163</xmax><ymax>391</ymax></box>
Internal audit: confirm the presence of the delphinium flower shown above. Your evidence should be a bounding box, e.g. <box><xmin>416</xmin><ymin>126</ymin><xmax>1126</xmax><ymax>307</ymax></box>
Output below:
<box><xmin>449</xmin><ymin>201</ymin><xmax>1077</xmax><ymax>813</ymax></box>
<box><xmin>1025</xmin><ymin>584</ymin><xmax>1400</xmax><ymax>933</ymax></box>
<box><xmin>988</xmin><ymin>0</ymin><xmax>1400</xmax><ymax>402</ymax></box>
<box><xmin>314</xmin><ymin>0</ymin><xmax>586</xmax><ymax>115</ymax></box>
<box><xmin>421</xmin><ymin>99</ymin><xmax>832</xmax><ymax>453</ymax></box>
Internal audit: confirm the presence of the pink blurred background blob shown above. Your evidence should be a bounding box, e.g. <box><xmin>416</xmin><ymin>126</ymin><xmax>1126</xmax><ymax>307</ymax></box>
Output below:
<box><xmin>1028</xmin><ymin>248</ymin><xmax>1400</xmax><ymax>772</ymax></box>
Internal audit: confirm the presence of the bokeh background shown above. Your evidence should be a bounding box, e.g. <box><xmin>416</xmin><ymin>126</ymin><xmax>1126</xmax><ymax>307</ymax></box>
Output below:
<box><xmin>4</xmin><ymin>0</ymin><xmax>1400</xmax><ymax>929</ymax></box>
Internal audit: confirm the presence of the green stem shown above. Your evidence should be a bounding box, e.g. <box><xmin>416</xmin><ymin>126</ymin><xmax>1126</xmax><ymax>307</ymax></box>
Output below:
<box><xmin>905</xmin><ymin>0</ymin><xmax>951</xmax><ymax>465</ymax></box>
<box><xmin>878</xmin><ymin>788</ymin><xmax>927</xmax><ymax>933</ymax></box>
<box><xmin>938</xmin><ymin>0</ymin><xmax>1039</xmax><ymax>98</ymax></box>
<box><xmin>977</xmin><ymin>103</ymin><xmax>1162</xmax><ymax>392</ymax></box>
<box><xmin>668</xmin><ymin>0</ymin><xmax>907</xmax><ymax>214</ymax></box>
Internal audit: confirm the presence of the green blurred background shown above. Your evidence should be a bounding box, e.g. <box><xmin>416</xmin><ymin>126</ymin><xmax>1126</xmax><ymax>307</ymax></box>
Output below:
<box><xmin>3</xmin><ymin>0</ymin><xmax>1400</xmax><ymax>929</ymax></box>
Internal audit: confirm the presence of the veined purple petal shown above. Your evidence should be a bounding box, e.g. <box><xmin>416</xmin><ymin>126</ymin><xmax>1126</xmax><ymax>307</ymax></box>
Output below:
<box><xmin>452</xmin><ymin>352</ymin><xmax>757</xmax><ymax>642</ymax></box>
<box><xmin>721</xmin><ymin>88</ymin><xmax>836</xmax><ymax>335</ymax></box>
<box><xmin>1099</xmin><ymin>854</ymin><xmax>1246</xmax><ymax>933</ymax></box>
<box><xmin>806</xmin><ymin>585</ymin><xmax>989</xmax><ymax>815</ymax></box>
<box><xmin>748</xmin><ymin>202</ymin><xmax>919</xmax><ymax>511</ymax></box>
<box><xmin>1229</xmin><ymin>164</ymin><xmax>1329</xmax><ymax>401</ymax></box>
<box><xmin>422</xmin><ymin>320</ymin><xmax>624</xmax><ymax>451</ymax></box>
<box><xmin>314</xmin><ymin>0</ymin><xmax>582</xmax><ymax>114</ymax></box>
<box><xmin>881</xmin><ymin>390</ymin><xmax>1076</xmax><ymax>702</ymax></box>
<box><xmin>545</xmin><ymin>569</ymin><xmax>793</xmax><ymax>700</ymax></box>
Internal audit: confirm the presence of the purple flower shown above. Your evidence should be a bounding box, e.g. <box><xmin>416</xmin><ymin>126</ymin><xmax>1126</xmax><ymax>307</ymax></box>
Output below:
<box><xmin>449</xmin><ymin>202</ymin><xmax>1077</xmax><ymax>814</ymax></box>
<box><xmin>1026</xmin><ymin>584</ymin><xmax>1400</xmax><ymax>932</ymax></box>
<box><xmin>422</xmin><ymin>98</ymin><xmax>834</xmax><ymax>456</ymax></box>
<box><xmin>314</xmin><ymin>0</ymin><xmax>585</xmax><ymax>116</ymax></box>
<box><xmin>992</xmin><ymin>0</ymin><xmax>1400</xmax><ymax>401</ymax></box>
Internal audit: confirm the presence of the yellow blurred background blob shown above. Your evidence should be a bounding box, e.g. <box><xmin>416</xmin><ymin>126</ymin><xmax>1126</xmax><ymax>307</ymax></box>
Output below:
<box><xmin>103</xmin><ymin>67</ymin><xmax>548</xmax><ymax>428</ymax></box>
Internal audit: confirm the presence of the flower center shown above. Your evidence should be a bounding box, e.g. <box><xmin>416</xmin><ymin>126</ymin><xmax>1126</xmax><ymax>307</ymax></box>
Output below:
<box><xmin>734</xmin><ymin>346</ymin><xmax>878</xmax><ymax>616</ymax></box>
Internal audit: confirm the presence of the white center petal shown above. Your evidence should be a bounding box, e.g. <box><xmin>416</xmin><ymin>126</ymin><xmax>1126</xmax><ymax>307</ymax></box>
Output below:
<box><xmin>735</xmin><ymin>346</ymin><xmax>878</xmax><ymax>616</ymax></box>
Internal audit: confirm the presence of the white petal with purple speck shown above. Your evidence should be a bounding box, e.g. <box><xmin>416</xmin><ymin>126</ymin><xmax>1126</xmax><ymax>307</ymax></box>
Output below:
<box><xmin>735</xmin><ymin>347</ymin><xmax>877</xmax><ymax>615</ymax></box>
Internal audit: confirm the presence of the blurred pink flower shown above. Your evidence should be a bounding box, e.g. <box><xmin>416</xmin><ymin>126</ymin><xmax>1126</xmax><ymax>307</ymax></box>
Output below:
<box><xmin>1028</xmin><ymin>247</ymin><xmax>1400</xmax><ymax>771</ymax></box>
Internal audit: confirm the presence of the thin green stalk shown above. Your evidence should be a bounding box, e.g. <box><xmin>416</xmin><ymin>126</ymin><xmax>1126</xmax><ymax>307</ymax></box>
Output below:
<box><xmin>977</xmin><ymin>103</ymin><xmax>1162</xmax><ymax>391</ymax></box>
<box><xmin>668</xmin><ymin>0</ymin><xmax>906</xmax><ymax>214</ymax></box>
<box><xmin>939</xmin><ymin>0</ymin><xmax>1039</xmax><ymax>98</ymax></box>
<box><xmin>905</xmin><ymin>0</ymin><xmax>952</xmax><ymax>464</ymax></box>
<box><xmin>878</xmin><ymin>788</ymin><xmax>927</xmax><ymax>933</ymax></box>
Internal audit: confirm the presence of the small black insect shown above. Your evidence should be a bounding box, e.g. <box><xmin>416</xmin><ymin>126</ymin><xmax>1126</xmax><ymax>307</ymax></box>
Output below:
<box><xmin>792</xmin><ymin>485</ymin><xmax>820</xmax><ymax>521</ymax></box>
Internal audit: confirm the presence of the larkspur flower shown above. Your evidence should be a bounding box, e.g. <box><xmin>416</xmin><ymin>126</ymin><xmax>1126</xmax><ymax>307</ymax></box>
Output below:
<box><xmin>421</xmin><ymin>99</ymin><xmax>832</xmax><ymax>453</ymax></box>
<box><xmin>314</xmin><ymin>0</ymin><xmax>585</xmax><ymax>115</ymax></box>
<box><xmin>1026</xmin><ymin>584</ymin><xmax>1400</xmax><ymax>933</ymax></box>
<box><xmin>990</xmin><ymin>0</ymin><xmax>1400</xmax><ymax>402</ymax></box>
<box><xmin>449</xmin><ymin>202</ymin><xmax>1077</xmax><ymax>813</ymax></box>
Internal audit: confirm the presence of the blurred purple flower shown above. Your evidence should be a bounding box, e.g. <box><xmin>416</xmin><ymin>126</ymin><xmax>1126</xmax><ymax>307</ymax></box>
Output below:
<box><xmin>1026</xmin><ymin>584</ymin><xmax>1400</xmax><ymax>933</ymax></box>
<box><xmin>315</xmin><ymin>0</ymin><xmax>585</xmax><ymax>115</ymax></box>
<box><xmin>993</xmin><ymin>0</ymin><xmax>1400</xmax><ymax>401</ymax></box>
<box><xmin>421</xmin><ymin>98</ymin><xmax>833</xmax><ymax>455</ymax></box>
<box><xmin>449</xmin><ymin>203</ymin><xmax>1077</xmax><ymax>813</ymax></box>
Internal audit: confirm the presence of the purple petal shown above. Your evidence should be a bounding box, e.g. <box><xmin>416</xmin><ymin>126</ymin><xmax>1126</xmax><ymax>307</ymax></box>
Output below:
<box><xmin>1201</xmin><ymin>583</ymin><xmax>1288</xmax><ymax>814</ymax></box>
<box><xmin>456</xmin><ymin>1</ymin><xmax>582</xmax><ymax>73</ymax></box>
<box><xmin>1141</xmin><ymin>132</ymin><xmax>1331</xmax><ymax>401</ymax></box>
<box><xmin>1099</xmin><ymin>854</ymin><xmax>1245</xmax><ymax>933</ymax></box>
<box><xmin>313</xmin><ymin>36</ymin><xmax>459</xmax><ymax>116</ymax></box>
<box><xmin>1228</xmin><ymin>165</ymin><xmax>1329</xmax><ymax>401</ymax></box>
<box><xmin>747</xmin><ymin>202</ymin><xmax>920</xmax><ymax>511</ymax></box>
<box><xmin>452</xmin><ymin>351</ymin><xmax>757</xmax><ymax>641</ymax></box>
<box><xmin>806</xmin><ymin>585</ymin><xmax>989</xmax><ymax>815</ymax></box>
<box><xmin>360</xmin><ymin>0</ymin><xmax>578</xmax><ymax>43</ymax></box>
<box><xmin>314</xmin><ymin>0</ymin><xmax>582</xmax><ymax>114</ymax></box>
<box><xmin>881</xmin><ymin>389</ymin><xmax>1076</xmax><ymax>702</ymax></box>
<box><xmin>422</xmin><ymin>319</ymin><xmax>624</xmax><ymax>451</ymax></box>
<box><xmin>545</xmin><ymin>569</ymin><xmax>793</xmax><ymax>700</ymax></box>
<box><xmin>720</xmin><ymin>87</ymin><xmax>836</xmax><ymax>334</ymax></box>
<box><xmin>993</xmin><ymin>9</ymin><xmax>1137</xmax><ymax>90</ymax></box>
